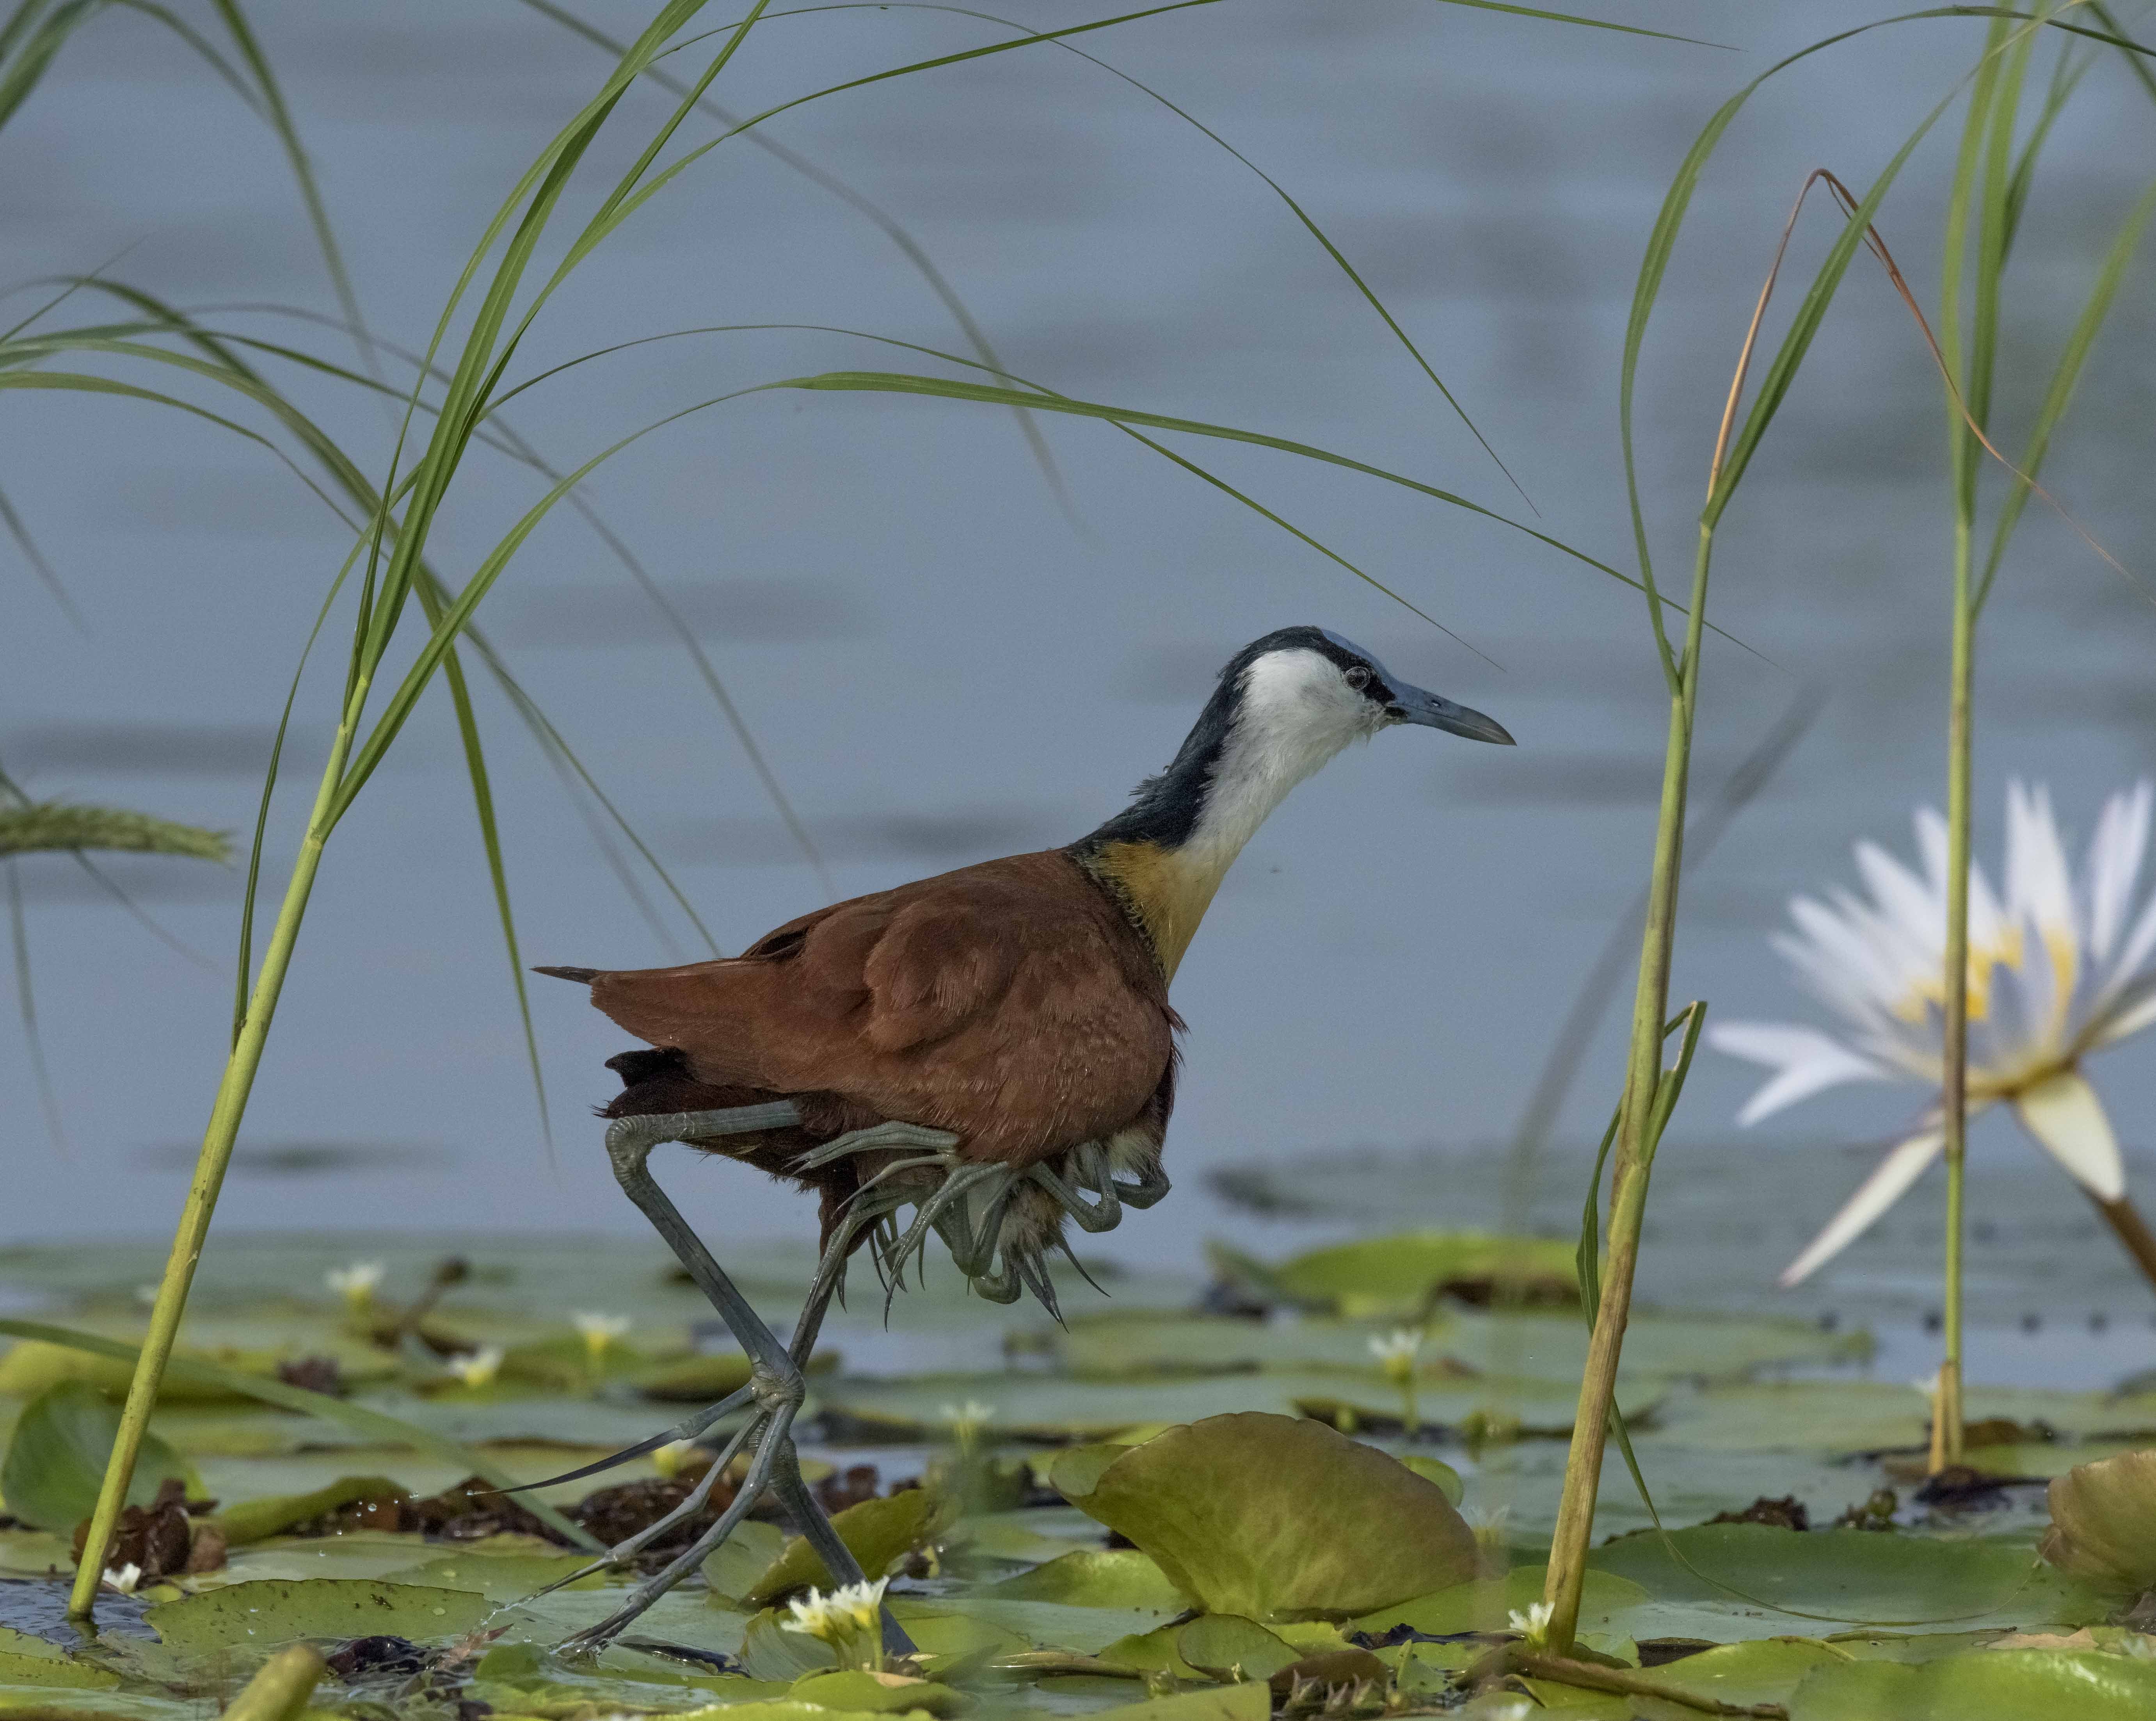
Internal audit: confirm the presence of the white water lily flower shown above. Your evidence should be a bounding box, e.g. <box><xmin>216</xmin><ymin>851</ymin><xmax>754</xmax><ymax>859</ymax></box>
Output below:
<box><xmin>572</xmin><ymin>1311</ymin><xmax>632</xmax><ymax>1359</ymax></box>
<box><xmin>1507</xmin><ymin>1600</ymin><xmax>1554</xmax><ymax>1646</ymax></box>
<box><xmin>1711</xmin><ymin>781</ymin><xmax>2156</xmax><ymax>1286</ymax></box>
<box><xmin>1368</xmin><ymin>1328</ymin><xmax>1425</xmax><ymax>1383</ymax></box>
<box><xmin>325</xmin><ymin>1260</ymin><xmax>386</xmax><ymax>1312</ymax></box>
<box><xmin>782</xmin><ymin>1577</ymin><xmax>889</xmax><ymax>1659</ymax></box>
<box><xmin>447</xmin><ymin>1344</ymin><xmax>505</xmax><ymax>1389</ymax></box>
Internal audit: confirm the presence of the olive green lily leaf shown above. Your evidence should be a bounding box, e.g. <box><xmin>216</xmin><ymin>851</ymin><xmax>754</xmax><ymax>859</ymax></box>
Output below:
<box><xmin>1788</xmin><ymin>1646</ymin><xmax>2156</xmax><ymax>1719</ymax></box>
<box><xmin>738</xmin><ymin>1486</ymin><xmax>944</xmax><ymax>1606</ymax></box>
<box><xmin>0</xmin><ymin>1628</ymin><xmax>119</xmax><ymax>1691</ymax></box>
<box><xmin>2040</xmin><ymin>1449</ymin><xmax>2156</xmax><ymax>1591</ymax></box>
<box><xmin>0</xmin><ymin>1381</ymin><xmax>194</xmax><ymax>1533</ymax></box>
<box><xmin>1212</xmin><ymin>1233</ymin><xmax>1577</xmax><ymax>1317</ymax></box>
<box><xmin>1589</xmin><ymin>1524</ymin><xmax>2110</xmax><ymax>1640</ymax></box>
<box><xmin>1084</xmin><ymin>1684</ymin><xmax>1270</xmax><ymax>1721</ymax></box>
<box><xmin>469</xmin><ymin>1641</ymin><xmax>784</xmax><ymax>1715</ymax></box>
<box><xmin>210</xmin><ymin>1475</ymin><xmax>405</xmax><ymax>1547</ymax></box>
<box><xmin>1101</xmin><ymin>1614</ymin><xmax>1300</xmax><ymax>1683</ymax></box>
<box><xmin>1347</xmin><ymin>1564</ymin><xmax>1650</xmax><ymax>1638</ymax></box>
<box><xmin>980</xmin><ymin>1548</ymin><xmax>1186</xmax><ymax>1611</ymax></box>
<box><xmin>788</xmin><ymin>1669</ymin><xmax>967</xmax><ymax>1716</ymax></box>
<box><xmin>145</xmin><ymin>1579</ymin><xmax>492</xmax><ymax>1655</ymax></box>
<box><xmin>1060</xmin><ymin>1412</ymin><xmax>1476</xmax><ymax>1621</ymax></box>
<box><xmin>0</xmin><ymin>1319</ymin><xmax>597</xmax><ymax>1550</ymax></box>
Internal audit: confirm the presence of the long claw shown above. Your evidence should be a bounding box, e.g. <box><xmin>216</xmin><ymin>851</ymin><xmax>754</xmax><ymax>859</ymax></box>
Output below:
<box><xmin>499</xmin><ymin>1387</ymin><xmax>753</xmax><ymax>1493</ymax></box>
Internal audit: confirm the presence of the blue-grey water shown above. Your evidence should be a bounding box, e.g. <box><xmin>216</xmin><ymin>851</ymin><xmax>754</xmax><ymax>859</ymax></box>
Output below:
<box><xmin>6</xmin><ymin>2</ymin><xmax>2156</xmax><ymax>1379</ymax></box>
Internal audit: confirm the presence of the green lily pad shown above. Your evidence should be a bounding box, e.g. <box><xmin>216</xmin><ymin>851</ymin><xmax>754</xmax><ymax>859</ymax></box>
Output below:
<box><xmin>980</xmin><ymin>1550</ymin><xmax>1186</xmax><ymax>1610</ymax></box>
<box><xmin>0</xmin><ymin>1342</ymin><xmax>253</xmax><ymax>1408</ymax></box>
<box><xmin>1594</xmin><ymin>1637</ymin><xmax>1849</xmax><ymax>1717</ymax></box>
<box><xmin>1084</xmin><ymin>1683</ymin><xmax>1270</xmax><ymax>1721</ymax></box>
<box><xmin>379</xmin><ymin>1550</ymin><xmax>609</xmax><ymax>1600</ymax></box>
<box><xmin>789</xmin><ymin>1669</ymin><xmax>966</xmax><ymax>1715</ymax></box>
<box><xmin>1588</xmin><ymin>1525</ymin><xmax>2111</xmax><ymax>1640</ymax></box>
<box><xmin>738</xmin><ymin>1487</ymin><xmax>941</xmax><ymax>1605</ymax></box>
<box><xmin>1233</xmin><ymin>1233</ymin><xmax>1579</xmax><ymax>1315</ymax></box>
<box><xmin>211</xmin><ymin>1475</ymin><xmax>406</xmax><ymax>1546</ymax></box>
<box><xmin>0</xmin><ymin>1649</ymin><xmax>121</xmax><ymax>1690</ymax></box>
<box><xmin>1174</xmin><ymin>1615</ymin><xmax>1301</xmax><ymax>1681</ymax></box>
<box><xmin>738</xmin><ymin>1607</ymin><xmax>839</xmax><ymax>1682</ymax></box>
<box><xmin>0</xmin><ymin>1382</ymin><xmax>195</xmax><ymax>1533</ymax></box>
<box><xmin>1787</xmin><ymin>1646</ymin><xmax>2156</xmax><ymax>1718</ymax></box>
<box><xmin>631</xmin><ymin>1351</ymin><xmax>755</xmax><ymax>1402</ymax></box>
<box><xmin>706</xmin><ymin>1520</ymin><xmax>792</xmax><ymax>1606</ymax></box>
<box><xmin>1399</xmin><ymin>1455</ymin><xmax>1464</xmax><ymax>1503</ymax></box>
<box><xmin>905</xmin><ymin>1593</ymin><xmax>1179</xmax><ymax>1655</ymax></box>
<box><xmin>1065</xmin><ymin>1413</ymin><xmax>1476</xmax><ymax>1621</ymax></box>
<box><xmin>1346</xmin><ymin>1565</ymin><xmax>1651</xmax><ymax>1639</ymax></box>
<box><xmin>2039</xmin><ymin>1449</ymin><xmax>2156</xmax><ymax>1590</ymax></box>
<box><xmin>144</xmin><ymin>1578</ymin><xmax>492</xmax><ymax>1653</ymax></box>
<box><xmin>469</xmin><ymin>1640</ymin><xmax>782</xmax><ymax>1715</ymax></box>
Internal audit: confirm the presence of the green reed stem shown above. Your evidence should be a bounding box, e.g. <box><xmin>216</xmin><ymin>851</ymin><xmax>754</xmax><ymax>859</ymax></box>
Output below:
<box><xmin>67</xmin><ymin>700</ymin><xmax>363</xmax><ymax>1615</ymax></box>
<box><xmin>1541</xmin><ymin>519</ymin><xmax>1713</xmax><ymax>1652</ymax></box>
<box><xmin>1939</xmin><ymin>511</ymin><xmax>1976</xmax><ymax>1468</ymax></box>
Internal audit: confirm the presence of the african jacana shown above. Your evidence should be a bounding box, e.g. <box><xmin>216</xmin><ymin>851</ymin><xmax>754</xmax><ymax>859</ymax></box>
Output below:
<box><xmin>532</xmin><ymin>625</ymin><xmax>1511</xmax><ymax>1650</ymax></box>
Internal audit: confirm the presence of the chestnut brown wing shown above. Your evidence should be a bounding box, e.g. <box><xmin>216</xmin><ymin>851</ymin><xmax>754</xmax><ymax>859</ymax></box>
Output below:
<box><xmin>583</xmin><ymin>852</ymin><xmax>1174</xmax><ymax>1164</ymax></box>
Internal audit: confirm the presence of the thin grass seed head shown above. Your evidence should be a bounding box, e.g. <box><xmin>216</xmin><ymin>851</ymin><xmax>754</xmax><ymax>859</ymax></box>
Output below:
<box><xmin>325</xmin><ymin>1260</ymin><xmax>386</xmax><ymax>1313</ymax></box>
<box><xmin>1710</xmin><ymin>781</ymin><xmax>2156</xmax><ymax>1284</ymax></box>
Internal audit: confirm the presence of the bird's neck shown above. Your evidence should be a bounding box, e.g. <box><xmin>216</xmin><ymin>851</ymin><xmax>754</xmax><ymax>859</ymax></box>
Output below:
<box><xmin>1071</xmin><ymin>662</ymin><xmax>1361</xmax><ymax>980</ymax></box>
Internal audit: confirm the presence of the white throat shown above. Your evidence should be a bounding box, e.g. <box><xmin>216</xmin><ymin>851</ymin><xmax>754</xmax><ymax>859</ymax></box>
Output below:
<box><xmin>1184</xmin><ymin>648</ymin><xmax>1381</xmax><ymax>870</ymax></box>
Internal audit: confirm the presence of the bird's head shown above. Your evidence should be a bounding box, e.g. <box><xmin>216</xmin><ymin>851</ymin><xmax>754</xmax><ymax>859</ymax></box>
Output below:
<box><xmin>1075</xmin><ymin>626</ymin><xmax>1512</xmax><ymax>977</ymax></box>
<box><xmin>1220</xmin><ymin>625</ymin><xmax>1515</xmax><ymax>753</ymax></box>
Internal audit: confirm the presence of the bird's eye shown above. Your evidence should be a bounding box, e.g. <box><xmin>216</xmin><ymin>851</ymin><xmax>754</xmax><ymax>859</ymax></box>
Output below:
<box><xmin>1344</xmin><ymin>665</ymin><xmax>1372</xmax><ymax>691</ymax></box>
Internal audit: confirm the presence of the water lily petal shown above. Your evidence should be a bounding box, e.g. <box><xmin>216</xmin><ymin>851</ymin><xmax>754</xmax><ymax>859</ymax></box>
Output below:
<box><xmin>2085</xmin><ymin>782</ymin><xmax>2152</xmax><ymax>965</ymax></box>
<box><xmin>1779</xmin><ymin>1129</ymin><xmax>1943</xmax><ymax>1287</ymax></box>
<box><xmin>2007</xmin><ymin>781</ymin><xmax>2077</xmax><ymax>947</ymax></box>
<box><xmin>2013</xmin><ymin>1070</ymin><xmax>2125</xmax><ymax>1201</ymax></box>
<box><xmin>2092</xmin><ymin>977</ymin><xmax>2156</xmax><ymax>1050</ymax></box>
<box><xmin>1708</xmin><ymin>1022</ymin><xmax>1890</xmax><ymax>1125</ymax></box>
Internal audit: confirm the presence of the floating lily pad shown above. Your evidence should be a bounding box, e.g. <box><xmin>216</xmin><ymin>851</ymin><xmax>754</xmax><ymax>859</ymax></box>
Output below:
<box><xmin>980</xmin><ymin>1550</ymin><xmax>1185</xmax><ymax>1610</ymax></box>
<box><xmin>1220</xmin><ymin>1233</ymin><xmax>1579</xmax><ymax>1316</ymax></box>
<box><xmin>738</xmin><ymin>1487</ymin><xmax>941</xmax><ymax>1605</ymax></box>
<box><xmin>144</xmin><ymin>1578</ymin><xmax>492</xmax><ymax>1653</ymax></box>
<box><xmin>706</xmin><ymin>1520</ymin><xmax>791</xmax><ymax>1606</ymax></box>
<box><xmin>0</xmin><ymin>1383</ymin><xmax>195</xmax><ymax>1533</ymax></box>
<box><xmin>788</xmin><ymin>1669</ymin><xmax>966</xmax><ymax>1715</ymax></box>
<box><xmin>379</xmin><ymin>1550</ymin><xmax>608</xmax><ymax>1600</ymax></box>
<box><xmin>0</xmin><ymin>1648</ymin><xmax>121</xmax><ymax>1689</ymax></box>
<box><xmin>1084</xmin><ymin>1683</ymin><xmax>1269</xmax><ymax>1721</ymax></box>
<box><xmin>1588</xmin><ymin>1525</ymin><xmax>2110</xmax><ymax>1640</ymax></box>
<box><xmin>0</xmin><ymin>1344</ymin><xmax>254</xmax><ymax>1408</ymax></box>
<box><xmin>1100</xmin><ymin>1614</ymin><xmax>1299</xmax><ymax>1682</ymax></box>
<box><xmin>1346</xmin><ymin>1565</ymin><xmax>1650</xmax><ymax>1639</ymax></box>
<box><xmin>469</xmin><ymin>1639</ymin><xmax>780</xmax><ymax>1715</ymax></box>
<box><xmin>2039</xmin><ymin>1449</ymin><xmax>2156</xmax><ymax>1590</ymax></box>
<box><xmin>211</xmin><ymin>1475</ymin><xmax>405</xmax><ymax>1546</ymax></box>
<box><xmin>1065</xmin><ymin>1413</ymin><xmax>1476</xmax><ymax>1621</ymax></box>
<box><xmin>1787</xmin><ymin>1646</ymin><xmax>2156</xmax><ymax>1718</ymax></box>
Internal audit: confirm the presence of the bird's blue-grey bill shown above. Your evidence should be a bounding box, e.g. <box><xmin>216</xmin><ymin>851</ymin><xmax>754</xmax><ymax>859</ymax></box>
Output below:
<box><xmin>1389</xmin><ymin>684</ymin><xmax>1515</xmax><ymax>745</ymax></box>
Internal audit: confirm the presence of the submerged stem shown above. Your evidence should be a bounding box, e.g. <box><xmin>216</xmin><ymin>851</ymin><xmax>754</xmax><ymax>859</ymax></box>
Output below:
<box><xmin>1541</xmin><ymin>521</ymin><xmax>1714</xmax><ymax>1653</ymax></box>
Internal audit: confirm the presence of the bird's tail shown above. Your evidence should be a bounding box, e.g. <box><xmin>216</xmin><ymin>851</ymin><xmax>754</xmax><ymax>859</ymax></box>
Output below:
<box><xmin>533</xmin><ymin>965</ymin><xmax>599</xmax><ymax>984</ymax></box>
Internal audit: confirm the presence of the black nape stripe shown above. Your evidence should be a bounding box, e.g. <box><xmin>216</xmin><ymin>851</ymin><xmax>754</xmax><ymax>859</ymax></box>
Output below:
<box><xmin>1071</xmin><ymin>626</ymin><xmax>1369</xmax><ymax>855</ymax></box>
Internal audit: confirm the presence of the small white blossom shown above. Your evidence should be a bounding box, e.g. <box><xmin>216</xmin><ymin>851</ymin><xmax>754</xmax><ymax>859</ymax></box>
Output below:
<box><xmin>1368</xmin><ymin>1328</ymin><xmax>1425</xmax><ymax>1382</ymax></box>
<box><xmin>782</xmin><ymin>1578</ymin><xmax>888</xmax><ymax>1667</ymax></box>
<box><xmin>940</xmin><ymin>1400</ymin><xmax>995</xmax><ymax>1444</ymax></box>
<box><xmin>446</xmin><ymin>1344</ymin><xmax>505</xmax><ymax>1389</ymax></box>
<box><xmin>326</xmin><ymin>1260</ymin><xmax>386</xmax><ymax>1312</ymax></box>
<box><xmin>1507</xmin><ymin>1599</ymin><xmax>1554</xmax><ymax>1646</ymax></box>
<box><xmin>572</xmin><ymin>1311</ymin><xmax>633</xmax><ymax>1360</ymax></box>
<box><xmin>1712</xmin><ymin>783</ymin><xmax>2156</xmax><ymax>1285</ymax></box>
<box><xmin>101</xmin><ymin>1563</ymin><xmax>142</xmax><ymax>1595</ymax></box>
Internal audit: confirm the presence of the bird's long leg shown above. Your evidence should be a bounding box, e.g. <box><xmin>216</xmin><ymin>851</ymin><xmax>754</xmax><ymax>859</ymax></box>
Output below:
<box><xmin>766</xmin><ymin>1433</ymin><xmax>916</xmax><ymax>1656</ymax></box>
<box><xmin>526</xmin><ymin>1415</ymin><xmax>759</xmax><ymax>1599</ymax></box>
<box><xmin>561</xmin><ymin>1110</ymin><xmax>899</xmax><ymax>1657</ymax></box>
